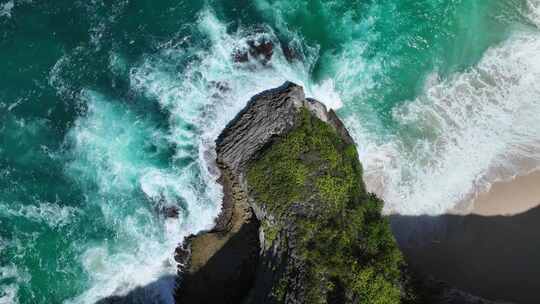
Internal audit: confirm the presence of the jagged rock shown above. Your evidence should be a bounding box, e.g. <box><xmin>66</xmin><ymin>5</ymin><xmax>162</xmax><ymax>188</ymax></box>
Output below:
<box><xmin>215</xmin><ymin>82</ymin><xmax>350</xmax><ymax>175</ymax></box>
<box><xmin>174</xmin><ymin>241</ymin><xmax>191</xmax><ymax>265</ymax></box>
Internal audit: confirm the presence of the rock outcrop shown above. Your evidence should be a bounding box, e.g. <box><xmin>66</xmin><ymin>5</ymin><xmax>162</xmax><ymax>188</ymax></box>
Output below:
<box><xmin>174</xmin><ymin>82</ymin><xmax>504</xmax><ymax>304</ymax></box>
<box><xmin>175</xmin><ymin>82</ymin><xmax>403</xmax><ymax>303</ymax></box>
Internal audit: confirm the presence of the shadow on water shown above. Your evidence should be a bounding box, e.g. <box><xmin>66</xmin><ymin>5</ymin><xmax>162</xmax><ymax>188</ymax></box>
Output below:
<box><xmin>94</xmin><ymin>275</ymin><xmax>176</xmax><ymax>304</ymax></box>
<box><xmin>390</xmin><ymin>205</ymin><xmax>540</xmax><ymax>304</ymax></box>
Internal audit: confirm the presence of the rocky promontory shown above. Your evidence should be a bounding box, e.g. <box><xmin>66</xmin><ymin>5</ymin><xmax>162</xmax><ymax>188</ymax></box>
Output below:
<box><xmin>174</xmin><ymin>82</ymin><xmax>504</xmax><ymax>304</ymax></box>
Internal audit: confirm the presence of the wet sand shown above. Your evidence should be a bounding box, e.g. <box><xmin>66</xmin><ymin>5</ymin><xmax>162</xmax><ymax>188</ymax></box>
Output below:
<box><xmin>470</xmin><ymin>170</ymin><xmax>540</xmax><ymax>216</ymax></box>
<box><xmin>391</xmin><ymin>170</ymin><xmax>540</xmax><ymax>303</ymax></box>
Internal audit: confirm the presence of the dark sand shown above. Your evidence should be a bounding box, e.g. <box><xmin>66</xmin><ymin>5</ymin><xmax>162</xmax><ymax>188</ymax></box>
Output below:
<box><xmin>391</xmin><ymin>171</ymin><xmax>540</xmax><ymax>303</ymax></box>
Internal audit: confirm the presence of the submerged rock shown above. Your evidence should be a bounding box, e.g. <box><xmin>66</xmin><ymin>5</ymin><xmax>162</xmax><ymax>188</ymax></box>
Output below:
<box><xmin>233</xmin><ymin>38</ymin><xmax>300</xmax><ymax>65</ymax></box>
<box><xmin>233</xmin><ymin>38</ymin><xmax>274</xmax><ymax>64</ymax></box>
<box><xmin>162</xmin><ymin>206</ymin><xmax>179</xmax><ymax>219</ymax></box>
<box><xmin>281</xmin><ymin>43</ymin><xmax>300</xmax><ymax>62</ymax></box>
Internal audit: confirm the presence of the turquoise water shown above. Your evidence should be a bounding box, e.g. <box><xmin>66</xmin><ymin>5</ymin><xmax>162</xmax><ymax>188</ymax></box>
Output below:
<box><xmin>1</xmin><ymin>0</ymin><xmax>539</xmax><ymax>303</ymax></box>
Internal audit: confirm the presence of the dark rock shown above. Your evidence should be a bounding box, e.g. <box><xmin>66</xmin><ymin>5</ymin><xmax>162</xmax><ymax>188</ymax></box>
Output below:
<box><xmin>148</xmin><ymin>194</ymin><xmax>181</xmax><ymax>219</ymax></box>
<box><xmin>233</xmin><ymin>49</ymin><xmax>249</xmax><ymax>63</ymax></box>
<box><xmin>208</xmin><ymin>80</ymin><xmax>230</xmax><ymax>93</ymax></box>
<box><xmin>248</xmin><ymin>39</ymin><xmax>273</xmax><ymax>62</ymax></box>
<box><xmin>215</xmin><ymin>81</ymin><xmax>304</xmax><ymax>175</ymax></box>
<box><xmin>162</xmin><ymin>206</ymin><xmax>179</xmax><ymax>218</ymax></box>
<box><xmin>174</xmin><ymin>241</ymin><xmax>191</xmax><ymax>265</ymax></box>
<box><xmin>281</xmin><ymin>43</ymin><xmax>300</xmax><ymax>62</ymax></box>
<box><xmin>208</xmin><ymin>81</ymin><xmax>231</xmax><ymax>99</ymax></box>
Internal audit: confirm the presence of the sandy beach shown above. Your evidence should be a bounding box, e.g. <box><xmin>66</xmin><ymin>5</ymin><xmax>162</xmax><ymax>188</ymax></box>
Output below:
<box><xmin>391</xmin><ymin>170</ymin><xmax>540</xmax><ymax>303</ymax></box>
<box><xmin>470</xmin><ymin>170</ymin><xmax>540</xmax><ymax>216</ymax></box>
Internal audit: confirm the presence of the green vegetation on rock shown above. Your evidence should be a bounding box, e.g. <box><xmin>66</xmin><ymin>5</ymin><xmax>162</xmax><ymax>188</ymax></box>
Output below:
<box><xmin>262</xmin><ymin>219</ymin><xmax>279</xmax><ymax>249</ymax></box>
<box><xmin>247</xmin><ymin>107</ymin><xmax>404</xmax><ymax>303</ymax></box>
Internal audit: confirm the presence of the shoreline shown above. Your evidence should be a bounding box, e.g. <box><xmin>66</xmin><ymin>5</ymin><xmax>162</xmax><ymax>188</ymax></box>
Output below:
<box><xmin>449</xmin><ymin>169</ymin><xmax>540</xmax><ymax>216</ymax></box>
<box><xmin>468</xmin><ymin>170</ymin><xmax>540</xmax><ymax>216</ymax></box>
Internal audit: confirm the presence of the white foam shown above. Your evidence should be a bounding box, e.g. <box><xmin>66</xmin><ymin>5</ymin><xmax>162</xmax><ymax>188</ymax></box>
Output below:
<box><xmin>254</xmin><ymin>0</ymin><xmax>382</xmax><ymax>110</ymax></box>
<box><xmin>309</xmin><ymin>79</ymin><xmax>343</xmax><ymax>109</ymax></box>
<box><xmin>0</xmin><ymin>202</ymin><xmax>79</xmax><ymax>228</ymax></box>
<box><xmin>527</xmin><ymin>0</ymin><xmax>540</xmax><ymax>27</ymax></box>
<box><xmin>0</xmin><ymin>286</ymin><xmax>17</xmax><ymax>304</ymax></box>
<box><xmin>0</xmin><ymin>263</ymin><xmax>29</xmax><ymax>304</ymax></box>
<box><xmin>69</xmin><ymin>234</ymin><xmax>178</xmax><ymax>304</ymax></box>
<box><xmin>352</xmin><ymin>30</ymin><xmax>540</xmax><ymax>215</ymax></box>
<box><xmin>0</xmin><ymin>1</ymin><xmax>13</xmax><ymax>18</ymax></box>
<box><xmin>63</xmin><ymin>90</ymin><xmax>185</xmax><ymax>304</ymax></box>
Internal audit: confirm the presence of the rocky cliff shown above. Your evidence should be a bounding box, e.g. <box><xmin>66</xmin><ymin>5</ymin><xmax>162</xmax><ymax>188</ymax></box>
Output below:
<box><xmin>174</xmin><ymin>82</ymin><xmax>504</xmax><ymax>304</ymax></box>
<box><xmin>174</xmin><ymin>82</ymin><xmax>403</xmax><ymax>304</ymax></box>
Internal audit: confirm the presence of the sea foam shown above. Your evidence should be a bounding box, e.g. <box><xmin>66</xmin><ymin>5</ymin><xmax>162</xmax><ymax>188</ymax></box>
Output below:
<box><xmin>353</xmin><ymin>29</ymin><xmax>540</xmax><ymax>215</ymax></box>
<box><xmin>63</xmin><ymin>90</ymin><xmax>182</xmax><ymax>304</ymax></box>
<box><xmin>0</xmin><ymin>1</ymin><xmax>13</xmax><ymax>18</ymax></box>
<box><xmin>0</xmin><ymin>264</ymin><xmax>29</xmax><ymax>304</ymax></box>
<box><xmin>0</xmin><ymin>202</ymin><xmax>79</xmax><ymax>228</ymax></box>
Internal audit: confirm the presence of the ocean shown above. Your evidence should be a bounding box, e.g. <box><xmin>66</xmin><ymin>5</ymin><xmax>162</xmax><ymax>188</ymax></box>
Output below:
<box><xmin>1</xmin><ymin>0</ymin><xmax>539</xmax><ymax>303</ymax></box>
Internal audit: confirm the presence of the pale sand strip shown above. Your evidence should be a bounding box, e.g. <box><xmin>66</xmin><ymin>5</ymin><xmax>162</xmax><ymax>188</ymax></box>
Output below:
<box><xmin>470</xmin><ymin>170</ymin><xmax>540</xmax><ymax>216</ymax></box>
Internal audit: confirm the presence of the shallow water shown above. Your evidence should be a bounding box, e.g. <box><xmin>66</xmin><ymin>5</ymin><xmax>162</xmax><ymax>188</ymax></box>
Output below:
<box><xmin>1</xmin><ymin>0</ymin><xmax>539</xmax><ymax>303</ymax></box>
